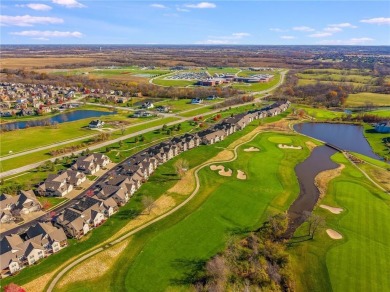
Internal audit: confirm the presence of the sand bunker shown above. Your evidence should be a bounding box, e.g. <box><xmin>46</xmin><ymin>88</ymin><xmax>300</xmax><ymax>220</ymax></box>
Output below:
<box><xmin>326</xmin><ymin>229</ymin><xmax>343</xmax><ymax>240</ymax></box>
<box><xmin>210</xmin><ymin>165</ymin><xmax>232</xmax><ymax>176</ymax></box>
<box><xmin>278</xmin><ymin>144</ymin><xmax>302</xmax><ymax>150</ymax></box>
<box><xmin>244</xmin><ymin>147</ymin><xmax>260</xmax><ymax>152</ymax></box>
<box><xmin>237</xmin><ymin>170</ymin><xmax>247</xmax><ymax>180</ymax></box>
<box><xmin>320</xmin><ymin>204</ymin><xmax>343</xmax><ymax>214</ymax></box>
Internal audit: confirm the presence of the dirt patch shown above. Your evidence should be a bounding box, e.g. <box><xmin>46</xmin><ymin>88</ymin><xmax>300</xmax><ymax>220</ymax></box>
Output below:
<box><xmin>57</xmin><ymin>239</ymin><xmax>130</xmax><ymax>289</ymax></box>
<box><xmin>326</xmin><ymin>229</ymin><xmax>343</xmax><ymax>240</ymax></box>
<box><xmin>237</xmin><ymin>170</ymin><xmax>247</xmax><ymax>180</ymax></box>
<box><xmin>210</xmin><ymin>165</ymin><xmax>232</xmax><ymax>177</ymax></box>
<box><xmin>244</xmin><ymin>147</ymin><xmax>260</xmax><ymax>152</ymax></box>
<box><xmin>315</xmin><ymin>164</ymin><xmax>345</xmax><ymax>198</ymax></box>
<box><xmin>305</xmin><ymin>141</ymin><xmax>317</xmax><ymax>151</ymax></box>
<box><xmin>278</xmin><ymin>144</ymin><xmax>302</xmax><ymax>150</ymax></box>
<box><xmin>320</xmin><ymin>204</ymin><xmax>343</xmax><ymax>214</ymax></box>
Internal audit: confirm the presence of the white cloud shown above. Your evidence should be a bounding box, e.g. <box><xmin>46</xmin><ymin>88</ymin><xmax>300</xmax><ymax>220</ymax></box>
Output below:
<box><xmin>184</xmin><ymin>2</ymin><xmax>216</xmax><ymax>9</ymax></box>
<box><xmin>281</xmin><ymin>35</ymin><xmax>295</xmax><ymax>39</ymax></box>
<box><xmin>52</xmin><ymin>0</ymin><xmax>85</xmax><ymax>8</ymax></box>
<box><xmin>329</xmin><ymin>22</ymin><xmax>357</xmax><ymax>28</ymax></box>
<box><xmin>292</xmin><ymin>26</ymin><xmax>315</xmax><ymax>32</ymax></box>
<box><xmin>317</xmin><ymin>37</ymin><xmax>374</xmax><ymax>45</ymax></box>
<box><xmin>16</xmin><ymin>3</ymin><xmax>52</xmax><ymax>11</ymax></box>
<box><xmin>324</xmin><ymin>27</ymin><xmax>342</xmax><ymax>33</ymax></box>
<box><xmin>11</xmin><ymin>30</ymin><xmax>83</xmax><ymax>38</ymax></box>
<box><xmin>176</xmin><ymin>7</ymin><xmax>190</xmax><ymax>12</ymax></box>
<box><xmin>270</xmin><ymin>28</ymin><xmax>288</xmax><ymax>32</ymax></box>
<box><xmin>150</xmin><ymin>3</ymin><xmax>167</xmax><ymax>9</ymax></box>
<box><xmin>309</xmin><ymin>32</ymin><xmax>333</xmax><ymax>38</ymax></box>
<box><xmin>232</xmin><ymin>32</ymin><xmax>250</xmax><ymax>37</ymax></box>
<box><xmin>360</xmin><ymin>17</ymin><xmax>390</xmax><ymax>25</ymax></box>
<box><xmin>0</xmin><ymin>15</ymin><xmax>63</xmax><ymax>26</ymax></box>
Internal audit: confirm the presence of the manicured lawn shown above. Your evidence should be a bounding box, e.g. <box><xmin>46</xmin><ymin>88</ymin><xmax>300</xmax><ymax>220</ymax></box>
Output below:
<box><xmin>232</xmin><ymin>72</ymin><xmax>280</xmax><ymax>92</ymax></box>
<box><xmin>206</xmin><ymin>67</ymin><xmax>240</xmax><ymax>75</ymax></box>
<box><xmin>346</xmin><ymin>92</ymin><xmax>390</xmax><ymax>107</ymax></box>
<box><xmin>178</xmin><ymin>106</ymin><xmax>215</xmax><ymax>117</ymax></box>
<box><xmin>0</xmin><ymin>110</ymin><xmax>141</xmax><ymax>156</ymax></box>
<box><xmin>237</xmin><ymin>70</ymin><xmax>275</xmax><ymax>77</ymax></box>
<box><xmin>362</xmin><ymin>124</ymin><xmax>390</xmax><ymax>160</ymax></box>
<box><xmin>289</xmin><ymin>153</ymin><xmax>390</xmax><ymax>292</ymax></box>
<box><xmin>55</xmin><ymin>131</ymin><xmax>311</xmax><ymax>292</ymax></box>
<box><xmin>294</xmin><ymin>105</ymin><xmax>343</xmax><ymax>120</ymax></box>
<box><xmin>0</xmin><ymin>117</ymin><xmax>179</xmax><ymax>173</ymax></box>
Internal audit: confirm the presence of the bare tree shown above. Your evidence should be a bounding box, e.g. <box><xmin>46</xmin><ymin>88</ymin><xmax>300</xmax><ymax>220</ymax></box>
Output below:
<box><xmin>120</xmin><ymin>124</ymin><xmax>126</xmax><ymax>135</ymax></box>
<box><xmin>174</xmin><ymin>158</ymin><xmax>189</xmax><ymax>179</ymax></box>
<box><xmin>142</xmin><ymin>196</ymin><xmax>156</xmax><ymax>215</ymax></box>
<box><xmin>205</xmin><ymin>256</ymin><xmax>228</xmax><ymax>292</ymax></box>
<box><xmin>305</xmin><ymin>212</ymin><xmax>325</xmax><ymax>239</ymax></box>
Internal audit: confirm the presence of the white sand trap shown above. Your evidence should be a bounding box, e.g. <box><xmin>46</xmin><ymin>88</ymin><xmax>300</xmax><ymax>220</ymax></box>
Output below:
<box><xmin>278</xmin><ymin>144</ymin><xmax>302</xmax><ymax>150</ymax></box>
<box><xmin>244</xmin><ymin>147</ymin><xmax>260</xmax><ymax>152</ymax></box>
<box><xmin>237</xmin><ymin>170</ymin><xmax>247</xmax><ymax>180</ymax></box>
<box><xmin>210</xmin><ymin>165</ymin><xmax>232</xmax><ymax>177</ymax></box>
<box><xmin>320</xmin><ymin>204</ymin><xmax>343</xmax><ymax>214</ymax></box>
<box><xmin>326</xmin><ymin>229</ymin><xmax>343</xmax><ymax>240</ymax></box>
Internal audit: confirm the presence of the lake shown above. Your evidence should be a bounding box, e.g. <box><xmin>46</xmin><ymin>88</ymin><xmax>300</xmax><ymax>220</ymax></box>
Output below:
<box><xmin>294</xmin><ymin>122</ymin><xmax>382</xmax><ymax>160</ymax></box>
<box><xmin>1</xmin><ymin>110</ymin><xmax>114</xmax><ymax>130</ymax></box>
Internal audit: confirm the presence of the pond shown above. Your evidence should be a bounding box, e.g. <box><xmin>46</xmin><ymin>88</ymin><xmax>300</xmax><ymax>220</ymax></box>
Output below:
<box><xmin>294</xmin><ymin>122</ymin><xmax>382</xmax><ymax>160</ymax></box>
<box><xmin>0</xmin><ymin>110</ymin><xmax>114</xmax><ymax>130</ymax></box>
<box><xmin>286</xmin><ymin>145</ymin><xmax>339</xmax><ymax>235</ymax></box>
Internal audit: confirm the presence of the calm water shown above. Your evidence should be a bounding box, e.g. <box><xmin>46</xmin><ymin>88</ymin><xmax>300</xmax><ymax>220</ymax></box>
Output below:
<box><xmin>287</xmin><ymin>145</ymin><xmax>339</xmax><ymax>235</ymax></box>
<box><xmin>294</xmin><ymin>123</ymin><xmax>382</xmax><ymax>160</ymax></box>
<box><xmin>1</xmin><ymin>110</ymin><xmax>114</xmax><ymax>130</ymax></box>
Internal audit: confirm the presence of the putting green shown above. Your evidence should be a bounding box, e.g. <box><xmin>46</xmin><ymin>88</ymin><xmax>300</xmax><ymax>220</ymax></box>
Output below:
<box><xmin>268</xmin><ymin>136</ymin><xmax>293</xmax><ymax>144</ymax></box>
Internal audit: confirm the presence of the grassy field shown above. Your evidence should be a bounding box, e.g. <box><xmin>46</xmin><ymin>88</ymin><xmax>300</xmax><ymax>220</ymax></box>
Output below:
<box><xmin>0</xmin><ymin>117</ymin><xmax>179</xmax><ymax>172</ymax></box>
<box><xmin>206</xmin><ymin>67</ymin><xmax>240</xmax><ymax>75</ymax></box>
<box><xmin>289</xmin><ymin>152</ymin><xmax>390</xmax><ymax>292</ymax></box>
<box><xmin>232</xmin><ymin>71</ymin><xmax>281</xmax><ymax>92</ymax></box>
<box><xmin>363</xmin><ymin>124</ymin><xmax>390</xmax><ymax>159</ymax></box>
<box><xmin>0</xmin><ymin>109</ymin><xmax>142</xmax><ymax>156</ymax></box>
<box><xmin>346</xmin><ymin>92</ymin><xmax>390</xmax><ymax>107</ymax></box>
<box><xmin>54</xmin><ymin>127</ymin><xmax>311</xmax><ymax>292</ymax></box>
<box><xmin>151</xmin><ymin>78</ymin><xmax>196</xmax><ymax>87</ymax></box>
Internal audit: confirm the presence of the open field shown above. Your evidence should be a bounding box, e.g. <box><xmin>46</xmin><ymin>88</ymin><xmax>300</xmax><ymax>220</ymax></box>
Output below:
<box><xmin>289</xmin><ymin>152</ymin><xmax>390</xmax><ymax>292</ymax></box>
<box><xmin>346</xmin><ymin>92</ymin><xmax>390</xmax><ymax>107</ymax></box>
<box><xmin>237</xmin><ymin>70</ymin><xmax>275</xmax><ymax>77</ymax></box>
<box><xmin>53</xmin><ymin>128</ymin><xmax>311</xmax><ymax>292</ymax></box>
<box><xmin>0</xmin><ymin>57</ymin><xmax>96</xmax><ymax>69</ymax></box>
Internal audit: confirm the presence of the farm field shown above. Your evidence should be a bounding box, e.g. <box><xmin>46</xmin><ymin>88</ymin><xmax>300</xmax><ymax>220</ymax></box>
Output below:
<box><xmin>346</xmin><ymin>92</ymin><xmax>390</xmax><ymax>107</ymax></box>
<box><xmin>54</xmin><ymin>129</ymin><xmax>311</xmax><ymax>292</ymax></box>
<box><xmin>290</xmin><ymin>152</ymin><xmax>390</xmax><ymax>292</ymax></box>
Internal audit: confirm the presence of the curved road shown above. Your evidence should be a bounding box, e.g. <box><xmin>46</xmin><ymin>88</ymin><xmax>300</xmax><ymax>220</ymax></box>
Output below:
<box><xmin>46</xmin><ymin>126</ymin><xmax>264</xmax><ymax>292</ymax></box>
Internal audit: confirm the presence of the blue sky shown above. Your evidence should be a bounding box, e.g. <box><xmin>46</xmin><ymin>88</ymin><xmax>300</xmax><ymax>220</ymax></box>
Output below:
<box><xmin>1</xmin><ymin>1</ymin><xmax>389</xmax><ymax>45</ymax></box>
